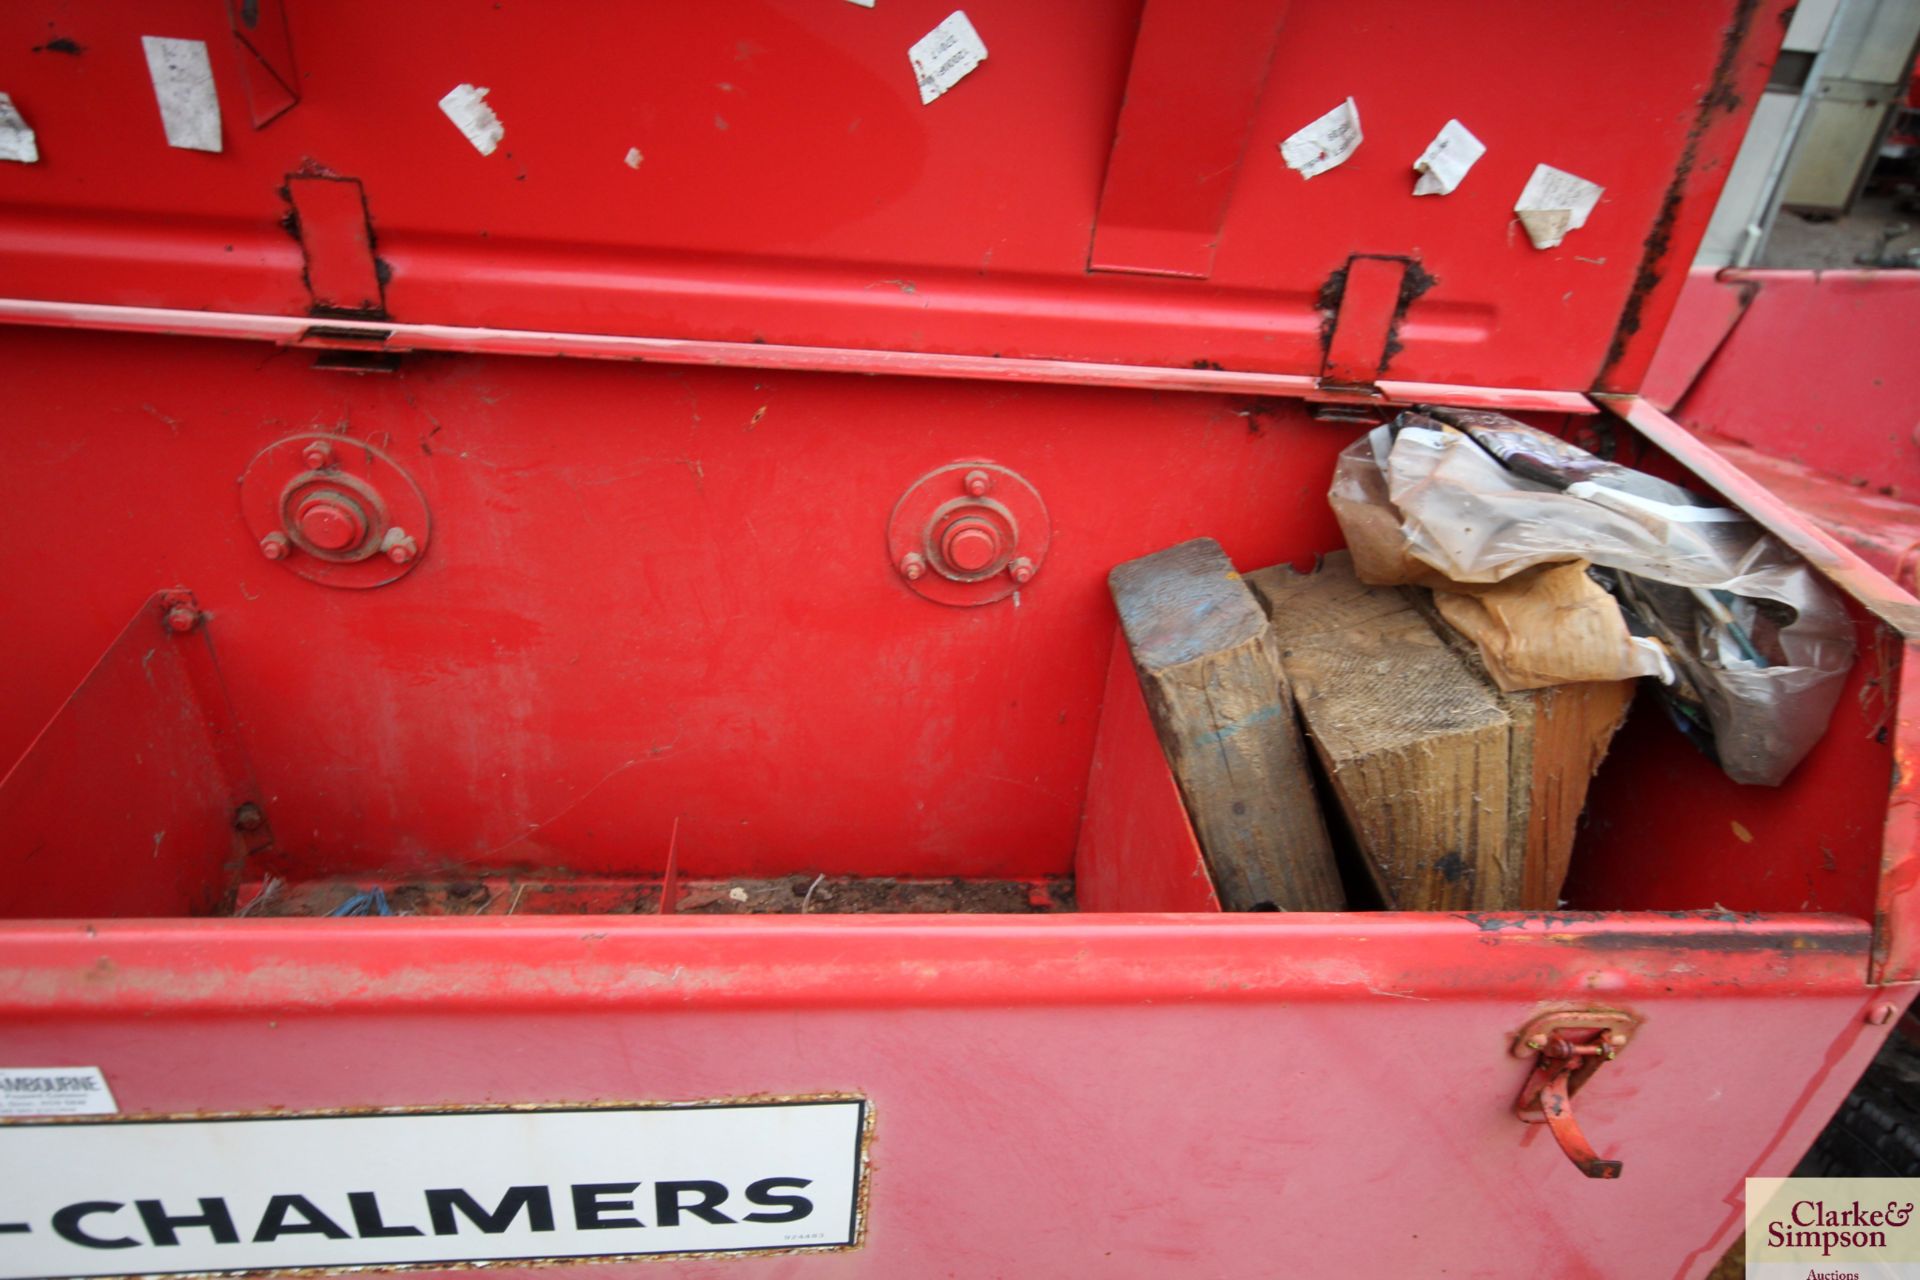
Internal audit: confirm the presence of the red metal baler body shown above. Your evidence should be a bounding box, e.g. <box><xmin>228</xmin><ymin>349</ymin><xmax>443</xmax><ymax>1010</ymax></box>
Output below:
<box><xmin>1</xmin><ymin>3</ymin><xmax>1917</xmax><ymax>1277</ymax></box>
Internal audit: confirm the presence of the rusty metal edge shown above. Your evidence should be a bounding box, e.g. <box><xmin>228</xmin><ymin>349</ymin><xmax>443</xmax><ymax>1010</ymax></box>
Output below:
<box><xmin>0</xmin><ymin>297</ymin><xmax>1599</xmax><ymax>415</ymax></box>
<box><xmin>1</xmin><ymin>1094</ymin><xmax>874</xmax><ymax>1278</ymax></box>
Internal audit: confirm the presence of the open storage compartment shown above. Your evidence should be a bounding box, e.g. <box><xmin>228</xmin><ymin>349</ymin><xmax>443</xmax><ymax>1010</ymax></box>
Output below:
<box><xmin>4</xmin><ymin>2</ymin><xmax>1919</xmax><ymax>1276</ymax></box>
<box><xmin>0</xmin><ymin>384</ymin><xmax>1899</xmax><ymax>938</ymax></box>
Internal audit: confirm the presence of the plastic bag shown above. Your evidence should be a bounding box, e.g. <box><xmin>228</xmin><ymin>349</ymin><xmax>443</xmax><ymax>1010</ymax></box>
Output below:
<box><xmin>1329</xmin><ymin>412</ymin><xmax>1855</xmax><ymax>785</ymax></box>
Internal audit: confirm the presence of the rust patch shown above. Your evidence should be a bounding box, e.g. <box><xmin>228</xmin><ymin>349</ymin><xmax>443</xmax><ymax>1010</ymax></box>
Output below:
<box><xmin>1316</xmin><ymin>255</ymin><xmax>1437</xmax><ymax>377</ymax></box>
<box><xmin>1594</xmin><ymin>0</ymin><xmax>1762</xmax><ymax>387</ymax></box>
<box><xmin>1456</xmin><ymin>912</ymin><xmax>1532</xmax><ymax>931</ymax></box>
<box><xmin>1562</xmin><ymin>928</ymin><xmax>1869</xmax><ymax>954</ymax></box>
<box><xmin>1378</xmin><ymin>260</ymin><xmax>1438</xmax><ymax>374</ymax></box>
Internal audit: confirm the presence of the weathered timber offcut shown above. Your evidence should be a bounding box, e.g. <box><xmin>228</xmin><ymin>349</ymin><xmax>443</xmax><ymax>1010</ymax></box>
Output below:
<box><xmin>1109</xmin><ymin>538</ymin><xmax>1344</xmax><ymax>912</ymax></box>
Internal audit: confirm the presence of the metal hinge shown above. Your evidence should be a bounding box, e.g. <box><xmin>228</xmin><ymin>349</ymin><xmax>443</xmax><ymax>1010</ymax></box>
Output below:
<box><xmin>1511</xmin><ymin>1009</ymin><xmax>1641</xmax><ymax>1179</ymax></box>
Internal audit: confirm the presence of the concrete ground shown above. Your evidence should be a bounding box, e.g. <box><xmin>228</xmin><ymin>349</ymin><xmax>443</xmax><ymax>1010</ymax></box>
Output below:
<box><xmin>1759</xmin><ymin>190</ymin><xmax>1920</xmax><ymax>268</ymax></box>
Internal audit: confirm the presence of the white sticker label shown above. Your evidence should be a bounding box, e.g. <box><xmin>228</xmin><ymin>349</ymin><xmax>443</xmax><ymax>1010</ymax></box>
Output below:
<box><xmin>0</xmin><ymin>1068</ymin><xmax>116</xmax><ymax>1117</ymax></box>
<box><xmin>0</xmin><ymin>1101</ymin><xmax>865</xmax><ymax>1278</ymax></box>
<box><xmin>439</xmin><ymin>83</ymin><xmax>505</xmax><ymax>156</ymax></box>
<box><xmin>1514</xmin><ymin>162</ymin><xmax>1604</xmax><ymax>249</ymax></box>
<box><xmin>0</xmin><ymin>94</ymin><xmax>38</xmax><ymax>164</ymax></box>
<box><xmin>1280</xmin><ymin>97</ymin><xmax>1363</xmax><ymax>179</ymax></box>
<box><xmin>847</xmin><ymin>0</ymin><xmax>877</xmax><ymax>7</ymax></box>
<box><xmin>1412</xmin><ymin>118</ymin><xmax>1484</xmax><ymax>196</ymax></box>
<box><xmin>141</xmin><ymin>37</ymin><xmax>221</xmax><ymax>153</ymax></box>
<box><xmin>910</xmin><ymin>11</ymin><xmax>988</xmax><ymax>105</ymax></box>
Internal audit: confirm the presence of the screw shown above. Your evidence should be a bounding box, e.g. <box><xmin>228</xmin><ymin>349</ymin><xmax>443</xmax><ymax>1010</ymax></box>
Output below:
<box><xmin>1870</xmin><ymin>1004</ymin><xmax>1899</xmax><ymax>1026</ymax></box>
<box><xmin>165</xmin><ymin>605</ymin><xmax>199</xmax><ymax>633</ymax></box>
<box><xmin>301</xmin><ymin>439</ymin><xmax>334</xmax><ymax>470</ymax></box>
<box><xmin>1008</xmin><ymin>556</ymin><xmax>1035</xmax><ymax>585</ymax></box>
<box><xmin>964</xmin><ymin>468</ymin><xmax>992</xmax><ymax>497</ymax></box>
<box><xmin>232</xmin><ymin>803</ymin><xmax>266</xmax><ymax>832</ymax></box>
<box><xmin>382</xmin><ymin>527</ymin><xmax>419</xmax><ymax>565</ymax></box>
<box><xmin>898</xmin><ymin>552</ymin><xmax>926</xmax><ymax>581</ymax></box>
<box><xmin>259</xmin><ymin>532</ymin><xmax>291</xmax><ymax>560</ymax></box>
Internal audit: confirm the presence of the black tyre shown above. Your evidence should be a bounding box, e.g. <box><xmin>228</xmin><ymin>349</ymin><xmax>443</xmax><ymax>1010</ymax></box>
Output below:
<box><xmin>1797</xmin><ymin>1023</ymin><xmax>1920</xmax><ymax>1178</ymax></box>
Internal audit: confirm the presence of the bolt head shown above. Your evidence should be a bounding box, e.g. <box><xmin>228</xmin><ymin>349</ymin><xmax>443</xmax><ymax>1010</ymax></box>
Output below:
<box><xmin>945</xmin><ymin>525</ymin><xmax>1000</xmax><ymax>572</ymax></box>
<box><xmin>259</xmin><ymin>532</ymin><xmax>291</xmax><ymax>561</ymax></box>
<box><xmin>382</xmin><ymin>527</ymin><xmax>418</xmax><ymax>565</ymax></box>
<box><xmin>964</xmin><ymin>468</ymin><xmax>992</xmax><ymax>497</ymax></box>
<box><xmin>232</xmin><ymin>803</ymin><xmax>266</xmax><ymax>832</ymax></box>
<box><xmin>1008</xmin><ymin>556</ymin><xmax>1035</xmax><ymax>585</ymax></box>
<box><xmin>1871</xmin><ymin>1004</ymin><xmax>1899</xmax><ymax>1026</ymax></box>
<box><xmin>301</xmin><ymin>439</ymin><xmax>334</xmax><ymax>470</ymax></box>
<box><xmin>899</xmin><ymin>552</ymin><xmax>926</xmax><ymax>581</ymax></box>
<box><xmin>165</xmin><ymin>606</ymin><xmax>198</xmax><ymax>633</ymax></box>
<box><xmin>295</xmin><ymin>492</ymin><xmax>368</xmax><ymax>553</ymax></box>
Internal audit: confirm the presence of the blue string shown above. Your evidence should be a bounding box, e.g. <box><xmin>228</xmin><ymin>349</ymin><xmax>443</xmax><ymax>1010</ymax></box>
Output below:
<box><xmin>328</xmin><ymin>886</ymin><xmax>393</xmax><ymax>917</ymax></box>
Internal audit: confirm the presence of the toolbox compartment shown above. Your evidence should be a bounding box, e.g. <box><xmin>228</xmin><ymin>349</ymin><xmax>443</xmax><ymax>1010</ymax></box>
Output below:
<box><xmin>2</xmin><ymin>3</ymin><xmax>1918</xmax><ymax>1277</ymax></box>
<box><xmin>0</xmin><ymin>364</ymin><xmax>1897</xmax><ymax>934</ymax></box>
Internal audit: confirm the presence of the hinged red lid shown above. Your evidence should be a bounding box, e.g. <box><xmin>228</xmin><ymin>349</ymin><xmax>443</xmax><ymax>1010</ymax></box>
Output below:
<box><xmin>0</xmin><ymin>1</ymin><xmax>1787</xmax><ymax>397</ymax></box>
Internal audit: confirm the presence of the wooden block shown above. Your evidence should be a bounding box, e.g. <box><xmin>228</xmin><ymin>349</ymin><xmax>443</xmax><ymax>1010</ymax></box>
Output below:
<box><xmin>1406</xmin><ymin>583</ymin><xmax>1636</xmax><ymax>910</ymax></box>
<box><xmin>1513</xmin><ymin>679</ymin><xmax>1635</xmax><ymax>908</ymax></box>
<box><xmin>1108</xmin><ymin>538</ymin><xmax>1344</xmax><ymax>912</ymax></box>
<box><xmin>1250</xmin><ymin>552</ymin><xmax>1631</xmax><ymax>910</ymax></box>
<box><xmin>1250</xmin><ymin>556</ymin><xmax>1511</xmax><ymax>910</ymax></box>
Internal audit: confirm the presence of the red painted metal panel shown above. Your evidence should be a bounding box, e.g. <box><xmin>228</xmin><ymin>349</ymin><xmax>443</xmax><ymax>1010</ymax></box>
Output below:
<box><xmin>1589</xmin><ymin>12</ymin><xmax>1792</xmax><ymax>396</ymax></box>
<box><xmin>0</xmin><ymin>297</ymin><xmax>1603</xmax><ymax>416</ymax></box>
<box><xmin>0</xmin><ymin>592</ymin><xmax>259</xmax><ymax>919</ymax></box>
<box><xmin>224</xmin><ymin>0</ymin><xmax>299</xmax><ymax>129</ymax></box>
<box><xmin>0</xmin><ymin>328</ymin><xmax>1357</xmax><ymax>884</ymax></box>
<box><xmin>1087</xmin><ymin>0</ymin><xmax>1286</xmax><ymax>279</ymax></box>
<box><xmin>1599</xmin><ymin>396</ymin><xmax>1920</xmax><ymax>983</ymax></box>
<box><xmin>1708</xmin><ymin>442</ymin><xmax>1920</xmax><ymax>595</ymax></box>
<box><xmin>1073</xmin><ymin>629</ymin><xmax>1220</xmax><ymax>912</ymax></box>
<box><xmin>1639</xmin><ymin>266</ymin><xmax>1754</xmax><ymax>412</ymax></box>
<box><xmin>0</xmin><ymin>917</ymin><xmax>1893</xmax><ymax>1276</ymax></box>
<box><xmin>0</xmin><ymin>1</ymin><xmax>1787</xmax><ymax>393</ymax></box>
<box><xmin>1568</xmin><ymin>613</ymin><xmax>1889</xmax><ymax>920</ymax></box>
<box><xmin>1671</xmin><ymin>270</ymin><xmax>1920</xmax><ymax>498</ymax></box>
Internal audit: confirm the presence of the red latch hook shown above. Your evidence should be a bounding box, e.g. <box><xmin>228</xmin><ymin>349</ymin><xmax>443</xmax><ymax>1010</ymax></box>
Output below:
<box><xmin>1511</xmin><ymin>1011</ymin><xmax>1640</xmax><ymax>1179</ymax></box>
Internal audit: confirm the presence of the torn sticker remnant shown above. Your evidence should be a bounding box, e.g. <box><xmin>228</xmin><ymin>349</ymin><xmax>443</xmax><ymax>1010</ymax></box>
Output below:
<box><xmin>624</xmin><ymin>146</ymin><xmax>643</xmax><ymax>169</ymax></box>
<box><xmin>142</xmin><ymin>37</ymin><xmax>221</xmax><ymax>153</ymax></box>
<box><xmin>1280</xmin><ymin>97</ymin><xmax>1362</xmax><ymax>179</ymax></box>
<box><xmin>910</xmin><ymin>11</ymin><xmax>988</xmax><ymax>105</ymax></box>
<box><xmin>847</xmin><ymin>0</ymin><xmax>877</xmax><ymax>6</ymax></box>
<box><xmin>1413</xmin><ymin>119</ymin><xmax>1484</xmax><ymax>196</ymax></box>
<box><xmin>439</xmin><ymin>84</ymin><xmax>505</xmax><ymax>156</ymax></box>
<box><xmin>1514</xmin><ymin>163</ymin><xmax>1603</xmax><ymax>249</ymax></box>
<box><xmin>0</xmin><ymin>93</ymin><xmax>37</xmax><ymax>163</ymax></box>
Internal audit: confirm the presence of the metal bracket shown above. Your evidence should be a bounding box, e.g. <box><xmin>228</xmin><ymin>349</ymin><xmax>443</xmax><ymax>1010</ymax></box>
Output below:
<box><xmin>887</xmin><ymin>461</ymin><xmax>1050</xmax><ymax>607</ymax></box>
<box><xmin>1319</xmin><ymin>255</ymin><xmax>1427</xmax><ymax>391</ymax></box>
<box><xmin>227</xmin><ymin>0</ymin><xmax>300</xmax><ymax>128</ymax></box>
<box><xmin>285</xmin><ymin>174</ymin><xmax>388</xmax><ymax>319</ymax></box>
<box><xmin>1512</xmin><ymin>1009</ymin><xmax>1640</xmax><ymax>1179</ymax></box>
<box><xmin>1087</xmin><ymin>0</ymin><xmax>1289</xmax><ymax>278</ymax></box>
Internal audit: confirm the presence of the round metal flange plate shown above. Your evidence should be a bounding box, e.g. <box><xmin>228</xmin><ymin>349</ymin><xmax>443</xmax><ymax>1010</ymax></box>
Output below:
<box><xmin>887</xmin><ymin>461</ymin><xmax>1049</xmax><ymax>606</ymax></box>
<box><xmin>240</xmin><ymin>435</ymin><xmax>431</xmax><ymax>589</ymax></box>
